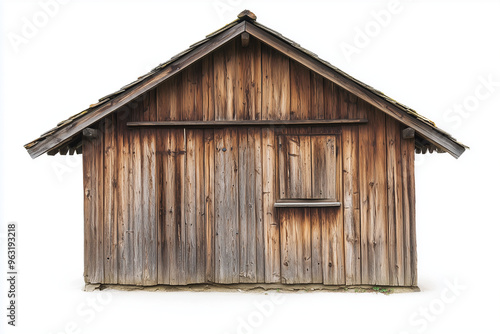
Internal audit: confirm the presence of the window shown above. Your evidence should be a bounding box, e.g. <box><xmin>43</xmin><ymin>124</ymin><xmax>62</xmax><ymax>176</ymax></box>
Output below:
<box><xmin>276</xmin><ymin>134</ymin><xmax>340</xmax><ymax>208</ymax></box>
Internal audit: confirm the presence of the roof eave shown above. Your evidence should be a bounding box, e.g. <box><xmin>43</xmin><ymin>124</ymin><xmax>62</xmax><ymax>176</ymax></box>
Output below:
<box><xmin>26</xmin><ymin>21</ymin><xmax>247</xmax><ymax>159</ymax></box>
<box><xmin>25</xmin><ymin>18</ymin><xmax>467</xmax><ymax>159</ymax></box>
<box><xmin>244</xmin><ymin>22</ymin><xmax>467</xmax><ymax>158</ymax></box>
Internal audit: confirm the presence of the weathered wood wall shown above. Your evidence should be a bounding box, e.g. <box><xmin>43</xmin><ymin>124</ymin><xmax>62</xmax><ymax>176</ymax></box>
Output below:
<box><xmin>82</xmin><ymin>36</ymin><xmax>417</xmax><ymax>286</ymax></box>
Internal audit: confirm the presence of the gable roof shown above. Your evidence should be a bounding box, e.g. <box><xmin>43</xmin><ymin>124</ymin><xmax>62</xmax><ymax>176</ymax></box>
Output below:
<box><xmin>24</xmin><ymin>10</ymin><xmax>468</xmax><ymax>159</ymax></box>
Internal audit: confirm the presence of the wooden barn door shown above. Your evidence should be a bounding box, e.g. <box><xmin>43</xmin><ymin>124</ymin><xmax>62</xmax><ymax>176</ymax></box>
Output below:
<box><xmin>156</xmin><ymin>128</ymin><xmax>206</xmax><ymax>285</ymax></box>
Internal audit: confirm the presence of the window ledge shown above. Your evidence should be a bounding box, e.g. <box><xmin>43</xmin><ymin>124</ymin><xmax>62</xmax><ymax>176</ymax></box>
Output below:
<box><xmin>274</xmin><ymin>200</ymin><xmax>341</xmax><ymax>208</ymax></box>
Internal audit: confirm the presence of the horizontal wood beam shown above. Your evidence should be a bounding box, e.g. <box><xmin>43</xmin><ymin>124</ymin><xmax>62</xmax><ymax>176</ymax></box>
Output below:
<box><xmin>83</xmin><ymin>128</ymin><xmax>99</xmax><ymax>138</ymax></box>
<box><xmin>274</xmin><ymin>200</ymin><xmax>341</xmax><ymax>208</ymax></box>
<box><xmin>127</xmin><ymin>119</ymin><xmax>368</xmax><ymax>128</ymax></box>
<box><xmin>402</xmin><ymin>127</ymin><xmax>415</xmax><ymax>139</ymax></box>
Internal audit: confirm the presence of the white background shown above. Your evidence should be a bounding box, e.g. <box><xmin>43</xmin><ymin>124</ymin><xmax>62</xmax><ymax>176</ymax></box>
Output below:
<box><xmin>1</xmin><ymin>1</ymin><xmax>499</xmax><ymax>333</ymax></box>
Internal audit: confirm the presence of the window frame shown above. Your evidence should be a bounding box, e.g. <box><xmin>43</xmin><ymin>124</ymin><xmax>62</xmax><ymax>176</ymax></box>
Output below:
<box><xmin>275</xmin><ymin>133</ymin><xmax>340</xmax><ymax>208</ymax></box>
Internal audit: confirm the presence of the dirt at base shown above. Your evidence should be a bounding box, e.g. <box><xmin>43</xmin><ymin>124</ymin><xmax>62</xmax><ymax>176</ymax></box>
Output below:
<box><xmin>85</xmin><ymin>283</ymin><xmax>420</xmax><ymax>294</ymax></box>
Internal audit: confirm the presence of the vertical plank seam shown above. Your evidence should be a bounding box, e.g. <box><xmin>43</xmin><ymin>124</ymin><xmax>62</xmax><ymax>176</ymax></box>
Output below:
<box><xmin>340</xmin><ymin>132</ymin><xmax>346</xmax><ymax>284</ymax></box>
<box><xmin>260</xmin><ymin>128</ymin><xmax>265</xmax><ymax>281</ymax></box>
<box><xmin>384</xmin><ymin>115</ymin><xmax>390</xmax><ymax>285</ymax></box>
<box><xmin>277</xmin><ymin>132</ymin><xmax>281</xmax><ymax>283</ymax></box>
<box><xmin>385</xmin><ymin>115</ymin><xmax>393</xmax><ymax>285</ymax></box>
<box><xmin>237</xmin><ymin>130</ymin><xmax>241</xmax><ymax>282</ymax></box>
<box><xmin>113</xmin><ymin>115</ymin><xmax>119</xmax><ymax>283</ymax></box>
<box><xmin>155</xmin><ymin>88</ymin><xmax>161</xmax><ymax>284</ymax></box>
<box><xmin>359</xmin><ymin>108</ymin><xmax>364</xmax><ymax>284</ymax></box>
<box><xmin>100</xmin><ymin>124</ymin><xmax>105</xmax><ymax>283</ymax></box>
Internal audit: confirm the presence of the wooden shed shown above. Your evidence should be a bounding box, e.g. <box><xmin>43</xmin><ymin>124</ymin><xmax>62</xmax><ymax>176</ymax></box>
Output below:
<box><xmin>25</xmin><ymin>10</ymin><xmax>467</xmax><ymax>288</ymax></box>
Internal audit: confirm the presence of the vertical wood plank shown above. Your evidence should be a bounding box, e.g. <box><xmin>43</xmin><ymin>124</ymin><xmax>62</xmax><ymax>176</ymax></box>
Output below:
<box><xmin>182</xmin><ymin>62</ymin><xmax>203</xmax><ymax>121</ymax></box>
<box><xmin>214</xmin><ymin>39</ymin><xmax>236</xmax><ymax>120</ymax></box>
<box><xmin>157</xmin><ymin>127</ymin><xmax>169</xmax><ymax>284</ymax></box>
<box><xmin>338</xmin><ymin>86</ymin><xmax>350</xmax><ymax>119</ymax></box>
<box><xmin>142</xmin><ymin>90</ymin><xmax>158</xmax><ymax>285</ymax></box>
<box><xmin>94</xmin><ymin>124</ymin><xmax>104</xmax><ymax>284</ymax></box>
<box><xmin>116</xmin><ymin>112</ymin><xmax>133</xmax><ymax>284</ymax></box>
<box><xmin>393</xmin><ymin>126</ymin><xmax>405</xmax><ymax>286</ymax></box>
<box><xmin>358</xmin><ymin>101</ymin><xmax>375</xmax><ymax>285</ymax></box>
<box><xmin>343</xmin><ymin>92</ymin><xmax>361</xmax><ymax>285</ymax></box>
<box><xmin>298</xmin><ymin>135</ymin><xmax>312</xmax><ymax>198</ymax></box>
<box><xmin>84</xmin><ymin>132</ymin><xmax>96</xmax><ymax>283</ymax></box>
<box><xmin>311</xmin><ymin>73</ymin><xmax>324</xmax><ymax>119</ymax></box>
<box><xmin>262</xmin><ymin>128</ymin><xmax>280</xmax><ymax>282</ymax></box>
<box><xmin>103</xmin><ymin>115</ymin><xmax>118</xmax><ymax>284</ymax></box>
<box><xmin>310</xmin><ymin>208</ymin><xmax>323</xmax><ymax>283</ymax></box>
<box><xmin>176</xmin><ymin>129</ymin><xmax>187</xmax><ymax>285</ymax></box>
<box><xmin>83</xmin><ymin>134</ymin><xmax>94</xmax><ymax>283</ymax></box>
<box><xmin>280</xmin><ymin>208</ymin><xmax>312</xmax><ymax>284</ymax></box>
<box><xmin>277</xmin><ymin>208</ymin><xmax>300</xmax><ymax>284</ymax></box>
<box><xmin>277</xmin><ymin>135</ymin><xmax>287</xmax><ymax>199</ymax></box>
<box><xmin>194</xmin><ymin>129</ymin><xmax>206</xmax><ymax>283</ymax></box>
<box><xmin>214</xmin><ymin>128</ymin><xmax>239</xmax><ymax>283</ymax></box>
<box><xmin>401</xmin><ymin>133</ymin><xmax>410</xmax><ymax>286</ymax></box>
<box><xmin>202</xmin><ymin>55</ymin><xmax>215</xmax><ymax>122</ymax></box>
<box><xmin>165</xmin><ymin>129</ymin><xmax>177</xmax><ymax>284</ymax></box>
<box><xmin>342</xmin><ymin>129</ymin><xmax>361</xmax><ymax>285</ymax></box>
<box><xmin>157</xmin><ymin>74</ymin><xmax>182</xmax><ymax>121</ymax></box>
<box><xmin>156</xmin><ymin>78</ymin><xmax>184</xmax><ymax>284</ymax></box>
<box><xmin>202</xmin><ymin>53</ymin><xmax>215</xmax><ymax>281</ymax></box>
<box><xmin>131</xmin><ymin>127</ymin><xmax>143</xmax><ymax>285</ymax></box>
<box><xmin>141</xmin><ymin>126</ymin><xmax>157</xmax><ymax>285</ymax></box>
<box><xmin>283</xmin><ymin>135</ymin><xmax>312</xmax><ymax>199</ymax></box>
<box><xmin>204</xmin><ymin>129</ymin><xmax>215</xmax><ymax>282</ymax></box>
<box><xmin>238</xmin><ymin>128</ymin><xmax>258</xmax><ymax>282</ymax></box>
<box><xmin>321</xmin><ymin>207</ymin><xmax>345</xmax><ymax>285</ymax></box>
<box><xmin>401</xmin><ymin>134</ymin><xmax>416</xmax><ymax>286</ymax></box>
<box><xmin>334</xmin><ymin>131</ymin><xmax>346</xmax><ymax>285</ymax></box>
<box><xmin>300</xmin><ymin>208</ymin><xmax>312</xmax><ymax>283</ymax></box>
<box><xmin>238</xmin><ymin>128</ymin><xmax>249</xmax><ymax>281</ymax></box>
<box><xmin>185</xmin><ymin>129</ymin><xmax>198</xmax><ymax>283</ymax></box>
<box><xmin>246</xmin><ymin>129</ymin><xmax>260</xmax><ymax>282</ymax></box>
<box><xmin>386</xmin><ymin>116</ymin><xmax>405</xmax><ymax>285</ymax></box>
<box><xmin>252</xmin><ymin>128</ymin><xmax>265</xmax><ymax>282</ymax></box>
<box><xmin>311</xmin><ymin>136</ymin><xmax>336</xmax><ymax>199</ymax></box>
<box><xmin>236</xmin><ymin>37</ymin><xmax>262</xmax><ymax>120</ymax></box>
<box><xmin>185</xmin><ymin>129</ymin><xmax>197</xmax><ymax>282</ymax></box>
<box><xmin>262</xmin><ymin>44</ymin><xmax>290</xmax><ymax>120</ymax></box>
<box><xmin>410</xmin><ymin>150</ymin><xmax>417</xmax><ymax>287</ymax></box>
<box><xmin>290</xmin><ymin>61</ymin><xmax>311</xmax><ymax>120</ymax></box>
<box><xmin>373</xmin><ymin>108</ymin><xmax>389</xmax><ymax>285</ymax></box>
<box><xmin>324</xmin><ymin>80</ymin><xmax>340</xmax><ymax>119</ymax></box>
<box><xmin>387</xmin><ymin>116</ymin><xmax>397</xmax><ymax>286</ymax></box>
<box><xmin>183</xmin><ymin>61</ymin><xmax>203</xmax><ymax>283</ymax></box>
<box><xmin>163</xmin><ymin>129</ymin><xmax>187</xmax><ymax>285</ymax></box>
